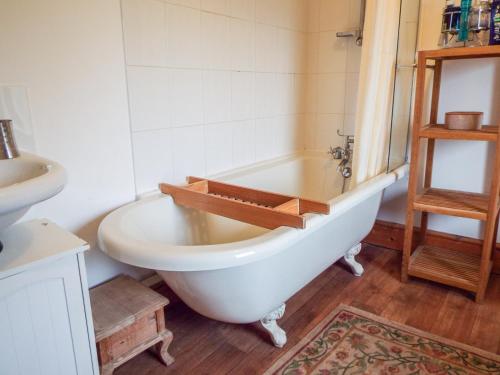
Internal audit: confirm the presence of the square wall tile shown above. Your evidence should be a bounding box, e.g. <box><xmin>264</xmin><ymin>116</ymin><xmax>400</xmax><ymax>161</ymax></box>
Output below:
<box><xmin>172</xmin><ymin>125</ymin><xmax>205</xmax><ymax>183</ymax></box>
<box><xmin>346</xmin><ymin>39</ymin><xmax>362</xmax><ymax>73</ymax></box>
<box><xmin>205</xmin><ymin>122</ymin><xmax>233</xmax><ymax>174</ymax></box>
<box><xmin>201</xmin><ymin>0</ymin><xmax>228</xmax><ymax>14</ymax></box>
<box><xmin>345</xmin><ymin>73</ymin><xmax>359</xmax><ymax>115</ymax></box>
<box><xmin>343</xmin><ymin>114</ymin><xmax>356</xmax><ymax>135</ymax></box>
<box><xmin>169</xmin><ymin>0</ymin><xmax>201</xmax><ymax>8</ymax></box>
<box><xmin>256</xmin><ymin>0</ymin><xmax>280</xmax><ymax>25</ymax></box>
<box><xmin>203</xmin><ymin>70</ymin><xmax>231</xmax><ymax>124</ymax></box>
<box><xmin>318</xmin><ymin>31</ymin><xmax>347</xmax><ymax>73</ymax></box>
<box><xmin>229</xmin><ymin>18</ymin><xmax>255</xmax><ymax>71</ymax></box>
<box><xmin>231</xmin><ymin>71</ymin><xmax>255</xmax><ymax>121</ymax></box>
<box><xmin>202</xmin><ymin>12</ymin><xmax>230</xmax><ymax>70</ymax></box>
<box><xmin>255</xmin><ymin>72</ymin><xmax>277</xmax><ymax>117</ymax></box>
<box><xmin>307</xmin><ymin>0</ymin><xmax>320</xmax><ymax>32</ymax></box>
<box><xmin>317</xmin><ymin>73</ymin><xmax>345</xmax><ymax>114</ymax></box>
<box><xmin>170</xmin><ymin>69</ymin><xmax>204</xmax><ymax>126</ymax></box>
<box><xmin>255</xmin><ymin>117</ymin><xmax>277</xmax><ymax>161</ymax></box>
<box><xmin>127</xmin><ymin>67</ymin><xmax>171</xmax><ymax>131</ymax></box>
<box><xmin>305</xmin><ymin>74</ymin><xmax>318</xmax><ymax>114</ymax></box>
<box><xmin>122</xmin><ymin>0</ymin><xmax>166</xmax><ymax>66</ymax></box>
<box><xmin>315</xmin><ymin>113</ymin><xmax>343</xmax><ymax>150</ymax></box>
<box><xmin>232</xmin><ymin>120</ymin><xmax>255</xmax><ymax>167</ymax></box>
<box><xmin>132</xmin><ymin>129</ymin><xmax>174</xmax><ymax>193</ymax></box>
<box><xmin>303</xmin><ymin>114</ymin><xmax>317</xmax><ymax>150</ymax></box>
<box><xmin>319</xmin><ymin>0</ymin><xmax>350</xmax><ymax>31</ymax></box>
<box><xmin>166</xmin><ymin>5</ymin><xmax>202</xmax><ymax>68</ymax></box>
<box><xmin>229</xmin><ymin>0</ymin><xmax>255</xmax><ymax>20</ymax></box>
<box><xmin>275</xmin><ymin>74</ymin><xmax>295</xmax><ymax>115</ymax></box>
<box><xmin>307</xmin><ymin>33</ymin><xmax>319</xmax><ymax>73</ymax></box>
<box><xmin>255</xmin><ymin>23</ymin><xmax>278</xmax><ymax>72</ymax></box>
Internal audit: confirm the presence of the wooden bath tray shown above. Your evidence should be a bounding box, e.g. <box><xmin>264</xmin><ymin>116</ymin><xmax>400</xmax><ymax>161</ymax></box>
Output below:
<box><xmin>159</xmin><ymin>177</ymin><xmax>330</xmax><ymax>229</ymax></box>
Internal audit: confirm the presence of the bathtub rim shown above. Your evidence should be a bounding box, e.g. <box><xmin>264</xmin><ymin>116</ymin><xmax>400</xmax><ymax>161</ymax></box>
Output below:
<box><xmin>98</xmin><ymin>155</ymin><xmax>408</xmax><ymax>272</ymax></box>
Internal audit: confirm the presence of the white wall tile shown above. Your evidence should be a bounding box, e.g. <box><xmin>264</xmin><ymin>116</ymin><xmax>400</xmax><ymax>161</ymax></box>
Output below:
<box><xmin>256</xmin><ymin>0</ymin><xmax>280</xmax><ymax>25</ymax></box>
<box><xmin>255</xmin><ymin>117</ymin><xmax>277</xmax><ymax>160</ymax></box>
<box><xmin>228</xmin><ymin>0</ymin><xmax>255</xmax><ymax>20</ymax></box>
<box><xmin>132</xmin><ymin>129</ymin><xmax>174</xmax><ymax>192</ymax></box>
<box><xmin>317</xmin><ymin>73</ymin><xmax>345</xmax><ymax>114</ymax></box>
<box><xmin>172</xmin><ymin>125</ymin><xmax>205</xmax><ymax>183</ymax></box>
<box><xmin>201</xmin><ymin>0</ymin><xmax>228</xmax><ymax>14</ymax></box>
<box><xmin>205</xmin><ymin>122</ymin><xmax>233</xmax><ymax>174</ymax></box>
<box><xmin>166</xmin><ymin>5</ymin><xmax>201</xmax><ymax>68</ymax></box>
<box><xmin>255</xmin><ymin>23</ymin><xmax>278</xmax><ymax>72</ymax></box>
<box><xmin>232</xmin><ymin>120</ymin><xmax>255</xmax><ymax>166</ymax></box>
<box><xmin>319</xmin><ymin>0</ymin><xmax>350</xmax><ymax>31</ymax></box>
<box><xmin>169</xmin><ymin>0</ymin><xmax>201</xmax><ymax>8</ymax></box>
<box><xmin>275</xmin><ymin>73</ymin><xmax>294</xmax><ymax>115</ymax></box>
<box><xmin>255</xmin><ymin>72</ymin><xmax>277</xmax><ymax>117</ymax></box>
<box><xmin>203</xmin><ymin>70</ymin><xmax>231</xmax><ymax>124</ymax></box>
<box><xmin>307</xmin><ymin>0</ymin><xmax>320</xmax><ymax>32</ymax></box>
<box><xmin>345</xmin><ymin>73</ymin><xmax>359</xmax><ymax>114</ymax></box>
<box><xmin>202</xmin><ymin>12</ymin><xmax>230</xmax><ymax>69</ymax></box>
<box><xmin>346</xmin><ymin>39</ymin><xmax>362</xmax><ymax>73</ymax></box>
<box><xmin>229</xmin><ymin>18</ymin><xmax>255</xmax><ymax>71</ymax></box>
<box><xmin>231</xmin><ymin>71</ymin><xmax>255</xmax><ymax>120</ymax></box>
<box><xmin>318</xmin><ymin>31</ymin><xmax>347</xmax><ymax>73</ymax></box>
<box><xmin>127</xmin><ymin>66</ymin><xmax>171</xmax><ymax>131</ymax></box>
<box><xmin>170</xmin><ymin>69</ymin><xmax>204</xmax><ymax>126</ymax></box>
<box><xmin>315</xmin><ymin>113</ymin><xmax>343</xmax><ymax>150</ymax></box>
<box><xmin>122</xmin><ymin>0</ymin><xmax>166</xmax><ymax>66</ymax></box>
<box><xmin>303</xmin><ymin>114</ymin><xmax>317</xmax><ymax>149</ymax></box>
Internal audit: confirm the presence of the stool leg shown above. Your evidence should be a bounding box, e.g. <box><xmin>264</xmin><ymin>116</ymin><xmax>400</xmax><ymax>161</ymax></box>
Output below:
<box><xmin>155</xmin><ymin>330</ymin><xmax>175</xmax><ymax>366</ymax></box>
<box><xmin>100</xmin><ymin>363</ymin><xmax>114</xmax><ymax>375</ymax></box>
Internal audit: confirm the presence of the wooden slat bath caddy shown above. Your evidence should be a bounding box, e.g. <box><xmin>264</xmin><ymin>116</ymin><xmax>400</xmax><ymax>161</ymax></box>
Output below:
<box><xmin>159</xmin><ymin>177</ymin><xmax>330</xmax><ymax>229</ymax></box>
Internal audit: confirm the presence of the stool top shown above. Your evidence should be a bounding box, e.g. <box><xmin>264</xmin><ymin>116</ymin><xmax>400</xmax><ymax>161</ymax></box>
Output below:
<box><xmin>90</xmin><ymin>275</ymin><xmax>169</xmax><ymax>341</ymax></box>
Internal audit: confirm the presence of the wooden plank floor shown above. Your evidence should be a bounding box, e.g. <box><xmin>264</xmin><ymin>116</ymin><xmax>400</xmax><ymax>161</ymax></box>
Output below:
<box><xmin>115</xmin><ymin>246</ymin><xmax>500</xmax><ymax>375</ymax></box>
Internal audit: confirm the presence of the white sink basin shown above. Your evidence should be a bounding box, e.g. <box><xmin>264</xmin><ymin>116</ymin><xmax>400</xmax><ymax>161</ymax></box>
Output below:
<box><xmin>0</xmin><ymin>153</ymin><xmax>66</xmax><ymax>232</ymax></box>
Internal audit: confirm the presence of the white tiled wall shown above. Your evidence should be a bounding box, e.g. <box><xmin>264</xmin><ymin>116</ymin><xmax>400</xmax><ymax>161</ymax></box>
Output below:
<box><xmin>304</xmin><ymin>0</ymin><xmax>362</xmax><ymax>151</ymax></box>
<box><xmin>122</xmin><ymin>0</ymin><xmax>308</xmax><ymax>193</ymax></box>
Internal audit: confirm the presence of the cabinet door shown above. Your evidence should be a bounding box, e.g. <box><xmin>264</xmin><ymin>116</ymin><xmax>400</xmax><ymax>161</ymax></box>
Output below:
<box><xmin>0</xmin><ymin>255</ymin><xmax>95</xmax><ymax>375</ymax></box>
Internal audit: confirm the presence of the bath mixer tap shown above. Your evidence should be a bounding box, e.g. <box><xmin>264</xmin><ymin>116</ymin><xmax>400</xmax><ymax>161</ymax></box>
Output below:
<box><xmin>0</xmin><ymin>120</ymin><xmax>19</xmax><ymax>160</ymax></box>
<box><xmin>329</xmin><ymin>136</ymin><xmax>354</xmax><ymax>178</ymax></box>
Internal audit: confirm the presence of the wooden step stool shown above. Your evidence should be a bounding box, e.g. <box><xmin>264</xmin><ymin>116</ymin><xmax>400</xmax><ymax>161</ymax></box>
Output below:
<box><xmin>90</xmin><ymin>275</ymin><xmax>174</xmax><ymax>375</ymax></box>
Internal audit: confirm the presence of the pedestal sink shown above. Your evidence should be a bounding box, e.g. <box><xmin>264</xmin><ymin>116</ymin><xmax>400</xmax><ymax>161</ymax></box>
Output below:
<box><xmin>0</xmin><ymin>153</ymin><xmax>67</xmax><ymax>248</ymax></box>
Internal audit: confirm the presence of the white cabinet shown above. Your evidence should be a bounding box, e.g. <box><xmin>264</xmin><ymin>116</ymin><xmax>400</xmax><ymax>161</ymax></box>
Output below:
<box><xmin>0</xmin><ymin>220</ymin><xmax>98</xmax><ymax>375</ymax></box>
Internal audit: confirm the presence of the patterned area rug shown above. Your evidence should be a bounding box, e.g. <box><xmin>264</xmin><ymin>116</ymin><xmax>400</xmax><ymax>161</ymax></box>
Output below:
<box><xmin>264</xmin><ymin>304</ymin><xmax>500</xmax><ymax>375</ymax></box>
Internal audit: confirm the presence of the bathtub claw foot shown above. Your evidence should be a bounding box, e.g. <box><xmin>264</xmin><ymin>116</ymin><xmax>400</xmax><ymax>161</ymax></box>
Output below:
<box><xmin>344</xmin><ymin>243</ymin><xmax>364</xmax><ymax>276</ymax></box>
<box><xmin>260</xmin><ymin>303</ymin><xmax>287</xmax><ymax>348</ymax></box>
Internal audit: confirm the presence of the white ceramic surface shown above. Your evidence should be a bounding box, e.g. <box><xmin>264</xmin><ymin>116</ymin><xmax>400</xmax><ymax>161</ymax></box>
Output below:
<box><xmin>0</xmin><ymin>153</ymin><xmax>67</xmax><ymax>231</ymax></box>
<box><xmin>98</xmin><ymin>153</ymin><xmax>406</xmax><ymax>330</ymax></box>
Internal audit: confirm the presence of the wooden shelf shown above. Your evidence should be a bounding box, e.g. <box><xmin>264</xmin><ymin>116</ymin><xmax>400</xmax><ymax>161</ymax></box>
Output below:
<box><xmin>422</xmin><ymin>46</ymin><xmax>500</xmax><ymax>61</ymax></box>
<box><xmin>413</xmin><ymin>188</ymin><xmax>491</xmax><ymax>221</ymax></box>
<box><xmin>159</xmin><ymin>177</ymin><xmax>330</xmax><ymax>230</ymax></box>
<box><xmin>420</xmin><ymin>125</ymin><xmax>498</xmax><ymax>142</ymax></box>
<box><xmin>403</xmin><ymin>47</ymin><xmax>500</xmax><ymax>302</ymax></box>
<box><xmin>408</xmin><ymin>245</ymin><xmax>483</xmax><ymax>292</ymax></box>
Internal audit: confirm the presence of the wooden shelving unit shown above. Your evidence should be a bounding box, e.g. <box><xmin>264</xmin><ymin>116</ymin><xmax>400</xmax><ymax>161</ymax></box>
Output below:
<box><xmin>402</xmin><ymin>46</ymin><xmax>500</xmax><ymax>303</ymax></box>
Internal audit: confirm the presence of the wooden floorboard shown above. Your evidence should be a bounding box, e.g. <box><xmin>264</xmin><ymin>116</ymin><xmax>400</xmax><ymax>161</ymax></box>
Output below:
<box><xmin>115</xmin><ymin>246</ymin><xmax>500</xmax><ymax>375</ymax></box>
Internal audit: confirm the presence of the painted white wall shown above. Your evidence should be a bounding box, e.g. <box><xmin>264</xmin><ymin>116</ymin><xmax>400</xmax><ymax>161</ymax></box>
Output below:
<box><xmin>0</xmin><ymin>0</ymin><xmax>150</xmax><ymax>287</ymax></box>
<box><xmin>379</xmin><ymin>0</ymin><xmax>500</xmax><ymax>241</ymax></box>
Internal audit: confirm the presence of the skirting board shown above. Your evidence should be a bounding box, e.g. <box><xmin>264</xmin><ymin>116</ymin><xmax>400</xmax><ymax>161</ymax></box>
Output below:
<box><xmin>363</xmin><ymin>220</ymin><xmax>500</xmax><ymax>275</ymax></box>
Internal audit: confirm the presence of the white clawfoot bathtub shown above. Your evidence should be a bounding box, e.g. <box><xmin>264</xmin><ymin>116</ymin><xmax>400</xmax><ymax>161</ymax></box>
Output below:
<box><xmin>98</xmin><ymin>153</ymin><xmax>406</xmax><ymax>348</ymax></box>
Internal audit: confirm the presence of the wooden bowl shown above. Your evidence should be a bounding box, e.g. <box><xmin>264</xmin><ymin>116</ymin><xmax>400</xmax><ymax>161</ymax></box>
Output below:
<box><xmin>444</xmin><ymin>112</ymin><xmax>483</xmax><ymax>130</ymax></box>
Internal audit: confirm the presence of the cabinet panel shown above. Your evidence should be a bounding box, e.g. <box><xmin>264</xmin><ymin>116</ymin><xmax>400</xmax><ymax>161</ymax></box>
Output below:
<box><xmin>0</xmin><ymin>255</ymin><xmax>95</xmax><ymax>375</ymax></box>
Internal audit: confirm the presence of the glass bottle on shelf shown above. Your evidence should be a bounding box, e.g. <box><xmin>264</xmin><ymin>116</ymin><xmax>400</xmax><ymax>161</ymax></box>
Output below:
<box><xmin>468</xmin><ymin>0</ymin><xmax>492</xmax><ymax>46</ymax></box>
<box><xmin>439</xmin><ymin>0</ymin><xmax>464</xmax><ymax>48</ymax></box>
